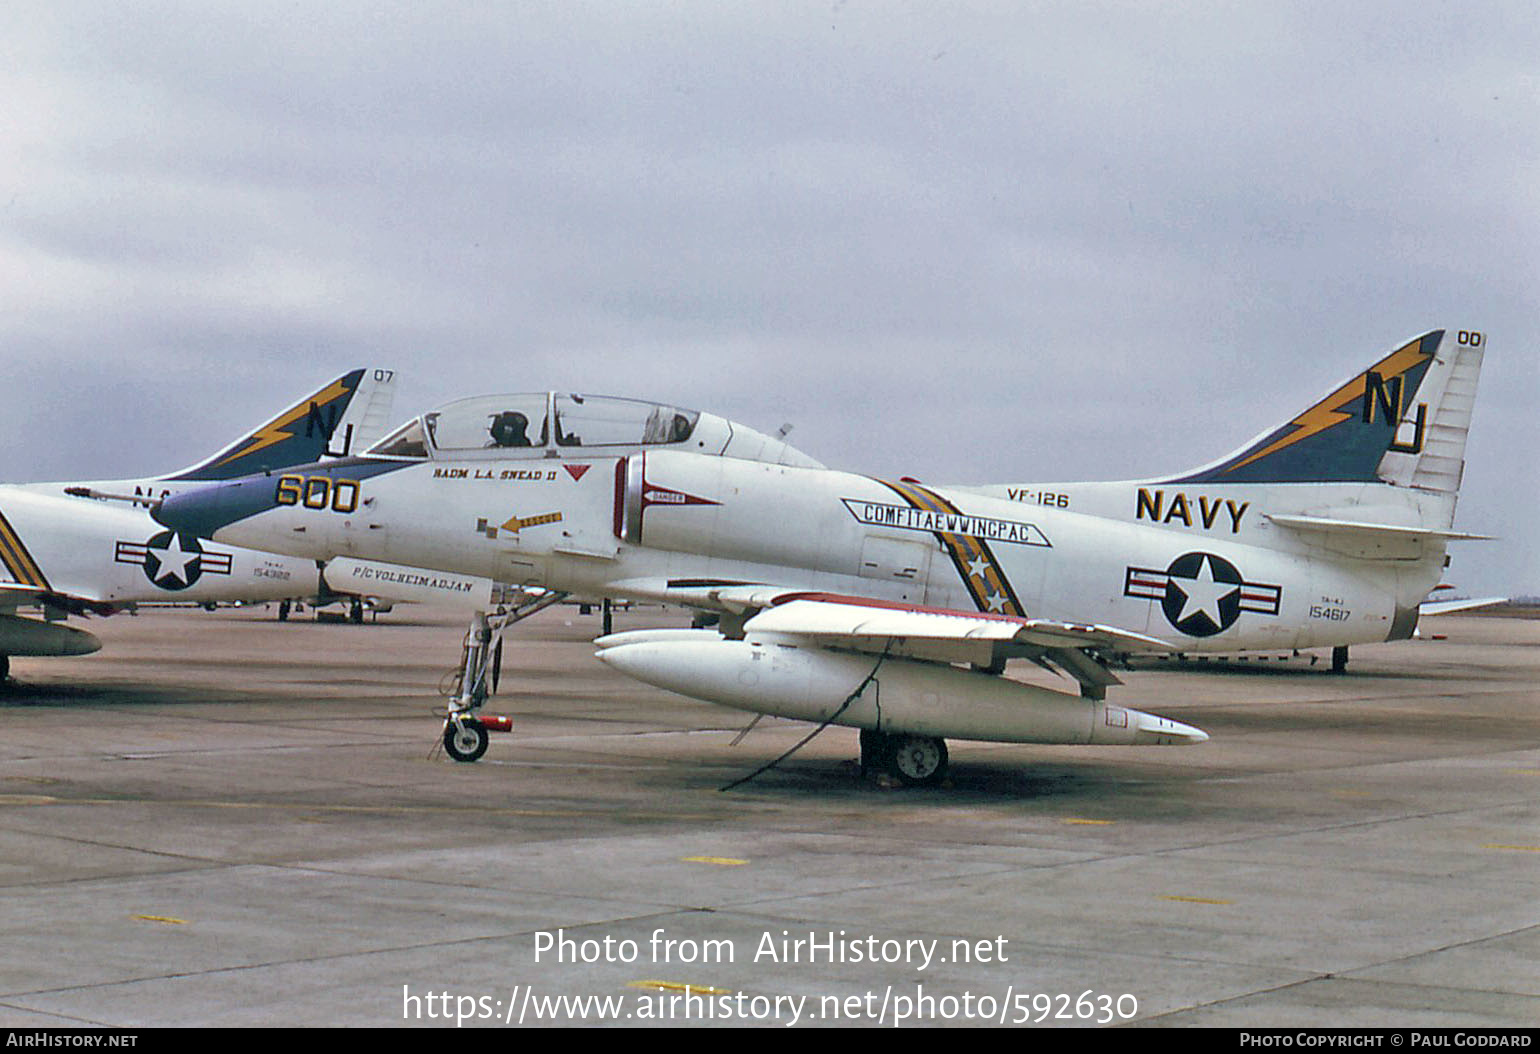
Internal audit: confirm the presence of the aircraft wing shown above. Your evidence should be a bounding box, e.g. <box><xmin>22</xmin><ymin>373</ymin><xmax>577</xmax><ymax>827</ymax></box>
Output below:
<box><xmin>0</xmin><ymin>582</ymin><xmax>51</xmax><ymax>609</ymax></box>
<box><xmin>0</xmin><ymin>581</ymin><xmax>114</xmax><ymax>616</ymax></box>
<box><xmin>729</xmin><ymin>590</ymin><xmax>1173</xmax><ymax>698</ymax></box>
<box><xmin>747</xmin><ymin>595</ymin><xmax>1170</xmax><ymax>654</ymax></box>
<box><xmin>602</xmin><ymin>577</ymin><xmax>1168</xmax><ymax>649</ymax></box>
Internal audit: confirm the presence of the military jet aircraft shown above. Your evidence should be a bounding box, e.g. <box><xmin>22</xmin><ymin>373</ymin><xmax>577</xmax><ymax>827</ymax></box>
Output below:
<box><xmin>152</xmin><ymin>330</ymin><xmax>1487</xmax><ymax>785</ymax></box>
<box><xmin>0</xmin><ymin>368</ymin><xmax>395</xmax><ymax>678</ymax></box>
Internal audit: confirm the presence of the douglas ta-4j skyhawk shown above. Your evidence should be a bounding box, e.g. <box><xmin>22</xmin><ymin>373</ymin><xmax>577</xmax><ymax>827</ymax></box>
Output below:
<box><xmin>0</xmin><ymin>368</ymin><xmax>396</xmax><ymax>679</ymax></box>
<box><xmin>150</xmin><ymin>328</ymin><xmax>1488</xmax><ymax>786</ymax></box>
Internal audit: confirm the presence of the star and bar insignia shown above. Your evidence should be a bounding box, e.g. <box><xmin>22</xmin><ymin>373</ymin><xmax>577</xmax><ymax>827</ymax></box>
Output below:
<box><xmin>1125</xmin><ymin>551</ymin><xmax>1282</xmax><ymax>637</ymax></box>
<box><xmin>116</xmin><ymin>531</ymin><xmax>232</xmax><ymax>591</ymax></box>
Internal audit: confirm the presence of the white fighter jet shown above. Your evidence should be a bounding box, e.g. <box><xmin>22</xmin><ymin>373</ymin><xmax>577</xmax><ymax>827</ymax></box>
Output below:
<box><xmin>151</xmin><ymin>330</ymin><xmax>1488</xmax><ymax>785</ymax></box>
<box><xmin>0</xmin><ymin>368</ymin><xmax>396</xmax><ymax>679</ymax></box>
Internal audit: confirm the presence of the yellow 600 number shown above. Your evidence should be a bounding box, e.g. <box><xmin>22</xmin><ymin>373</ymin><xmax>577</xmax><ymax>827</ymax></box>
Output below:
<box><xmin>276</xmin><ymin>474</ymin><xmax>360</xmax><ymax>514</ymax></box>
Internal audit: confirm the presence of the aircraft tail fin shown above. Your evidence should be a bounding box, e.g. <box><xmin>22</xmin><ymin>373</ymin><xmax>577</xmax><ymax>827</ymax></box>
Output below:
<box><xmin>164</xmin><ymin>368</ymin><xmax>398</xmax><ymax>481</ymax></box>
<box><xmin>1164</xmin><ymin>329</ymin><xmax>1485</xmax><ymax>500</ymax></box>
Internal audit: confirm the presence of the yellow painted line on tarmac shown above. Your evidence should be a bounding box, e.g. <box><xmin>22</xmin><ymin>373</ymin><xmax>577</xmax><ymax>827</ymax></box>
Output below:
<box><xmin>1062</xmin><ymin>818</ymin><xmax>1114</xmax><ymax>825</ymax></box>
<box><xmin>628</xmin><ymin>980</ymin><xmax>733</xmax><ymax>996</ymax></box>
<box><xmin>1159</xmin><ymin>895</ymin><xmax>1233</xmax><ymax>906</ymax></box>
<box><xmin>681</xmin><ymin>856</ymin><xmax>748</xmax><ymax>866</ymax></box>
<box><xmin>133</xmin><ymin>915</ymin><xmax>188</xmax><ymax>925</ymax></box>
<box><xmin>1481</xmin><ymin>844</ymin><xmax>1540</xmax><ymax>852</ymax></box>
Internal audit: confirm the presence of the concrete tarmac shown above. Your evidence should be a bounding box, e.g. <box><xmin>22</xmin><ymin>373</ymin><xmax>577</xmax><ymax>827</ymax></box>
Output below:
<box><xmin>0</xmin><ymin>606</ymin><xmax>1535</xmax><ymax>1028</ymax></box>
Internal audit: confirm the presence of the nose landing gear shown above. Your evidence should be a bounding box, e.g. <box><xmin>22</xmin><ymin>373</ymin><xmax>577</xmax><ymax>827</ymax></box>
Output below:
<box><xmin>439</xmin><ymin>590</ymin><xmax>568</xmax><ymax>763</ymax></box>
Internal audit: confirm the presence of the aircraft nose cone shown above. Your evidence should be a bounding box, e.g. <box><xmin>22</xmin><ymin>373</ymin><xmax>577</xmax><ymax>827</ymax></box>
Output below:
<box><xmin>154</xmin><ymin>479</ymin><xmax>273</xmax><ymax>539</ymax></box>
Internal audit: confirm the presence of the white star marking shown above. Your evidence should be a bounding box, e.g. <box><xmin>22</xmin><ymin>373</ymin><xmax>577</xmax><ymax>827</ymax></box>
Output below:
<box><xmin>1170</xmin><ymin>555</ymin><xmax>1238</xmax><ymax>629</ymax></box>
<box><xmin>150</xmin><ymin>535</ymin><xmax>198</xmax><ymax>585</ymax></box>
<box><xmin>984</xmin><ymin>592</ymin><xmax>1008</xmax><ymax>613</ymax></box>
<box><xmin>966</xmin><ymin>555</ymin><xmax>990</xmax><ymax>580</ymax></box>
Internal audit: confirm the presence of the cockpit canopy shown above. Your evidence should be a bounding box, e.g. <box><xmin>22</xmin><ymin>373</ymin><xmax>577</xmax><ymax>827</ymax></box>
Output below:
<box><xmin>367</xmin><ymin>392</ymin><xmax>822</xmax><ymax>469</ymax></box>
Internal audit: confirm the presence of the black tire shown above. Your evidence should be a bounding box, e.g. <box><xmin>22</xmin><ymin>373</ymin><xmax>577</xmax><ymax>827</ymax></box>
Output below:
<box><xmin>859</xmin><ymin>728</ymin><xmax>893</xmax><ymax>776</ymax></box>
<box><xmin>889</xmin><ymin>734</ymin><xmax>948</xmax><ymax>787</ymax></box>
<box><xmin>277</xmin><ymin>601</ymin><xmax>291</xmax><ymax>622</ymax></box>
<box><xmin>443</xmin><ymin>720</ymin><xmax>489</xmax><ymax>763</ymax></box>
<box><xmin>350</xmin><ymin>598</ymin><xmax>364</xmax><ymax>624</ymax></box>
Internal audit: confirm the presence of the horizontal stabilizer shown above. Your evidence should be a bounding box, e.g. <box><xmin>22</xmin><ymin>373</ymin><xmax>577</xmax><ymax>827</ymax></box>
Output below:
<box><xmin>1266</xmin><ymin>514</ymin><xmax>1493</xmax><ymax>542</ymax></box>
<box><xmin>1419</xmin><ymin>596</ymin><xmax>1508</xmax><ymax>616</ymax></box>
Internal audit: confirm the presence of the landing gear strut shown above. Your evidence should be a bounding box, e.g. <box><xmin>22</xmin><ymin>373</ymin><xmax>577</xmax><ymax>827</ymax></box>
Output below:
<box><xmin>441</xmin><ymin>590</ymin><xmax>569</xmax><ymax>762</ymax></box>
<box><xmin>860</xmin><ymin>729</ymin><xmax>949</xmax><ymax>787</ymax></box>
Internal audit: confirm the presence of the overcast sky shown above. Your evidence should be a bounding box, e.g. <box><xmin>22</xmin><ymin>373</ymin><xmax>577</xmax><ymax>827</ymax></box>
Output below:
<box><xmin>2</xmin><ymin>2</ymin><xmax>1535</xmax><ymax>596</ymax></box>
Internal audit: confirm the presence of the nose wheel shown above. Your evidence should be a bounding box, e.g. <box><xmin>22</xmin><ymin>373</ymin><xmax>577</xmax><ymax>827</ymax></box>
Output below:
<box><xmin>443</xmin><ymin>719</ymin><xmax>489</xmax><ymax>763</ymax></box>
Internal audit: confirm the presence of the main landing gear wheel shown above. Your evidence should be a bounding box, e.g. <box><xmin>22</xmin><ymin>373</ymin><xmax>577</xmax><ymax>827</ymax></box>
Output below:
<box><xmin>860</xmin><ymin>730</ymin><xmax>949</xmax><ymax>787</ymax></box>
<box><xmin>443</xmin><ymin>719</ymin><xmax>489</xmax><ymax>763</ymax></box>
<box><xmin>890</xmin><ymin>734</ymin><xmax>948</xmax><ymax>787</ymax></box>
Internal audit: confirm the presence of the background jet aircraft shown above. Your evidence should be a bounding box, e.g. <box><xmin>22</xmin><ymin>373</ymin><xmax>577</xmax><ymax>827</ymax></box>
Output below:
<box><xmin>153</xmin><ymin>329</ymin><xmax>1486</xmax><ymax>785</ymax></box>
<box><xmin>0</xmin><ymin>368</ymin><xmax>395</xmax><ymax>679</ymax></box>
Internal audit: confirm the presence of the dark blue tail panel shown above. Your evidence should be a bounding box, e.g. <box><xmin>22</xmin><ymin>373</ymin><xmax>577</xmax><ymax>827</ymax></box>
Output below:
<box><xmin>170</xmin><ymin>369</ymin><xmax>366</xmax><ymax>480</ymax></box>
<box><xmin>1168</xmin><ymin>332</ymin><xmax>1441</xmax><ymax>485</ymax></box>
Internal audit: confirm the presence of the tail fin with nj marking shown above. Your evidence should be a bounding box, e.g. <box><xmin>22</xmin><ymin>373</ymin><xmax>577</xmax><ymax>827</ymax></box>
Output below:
<box><xmin>969</xmin><ymin>328</ymin><xmax>1487</xmax><ymax>545</ymax></box>
<box><xmin>165</xmin><ymin>368</ymin><xmax>398</xmax><ymax>481</ymax></box>
<box><xmin>1162</xmin><ymin>328</ymin><xmax>1483</xmax><ymax>496</ymax></box>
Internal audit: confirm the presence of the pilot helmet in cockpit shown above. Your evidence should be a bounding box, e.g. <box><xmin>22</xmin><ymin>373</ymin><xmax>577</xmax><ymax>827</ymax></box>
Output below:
<box><xmin>488</xmin><ymin>411</ymin><xmax>532</xmax><ymax>447</ymax></box>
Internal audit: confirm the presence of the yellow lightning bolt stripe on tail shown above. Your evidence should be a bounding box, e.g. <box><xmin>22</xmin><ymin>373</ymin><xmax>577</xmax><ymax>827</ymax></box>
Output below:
<box><xmin>1226</xmin><ymin>336</ymin><xmax>1433</xmax><ymax>474</ymax></box>
<box><xmin>212</xmin><ymin>377</ymin><xmax>356</xmax><ymax>468</ymax></box>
